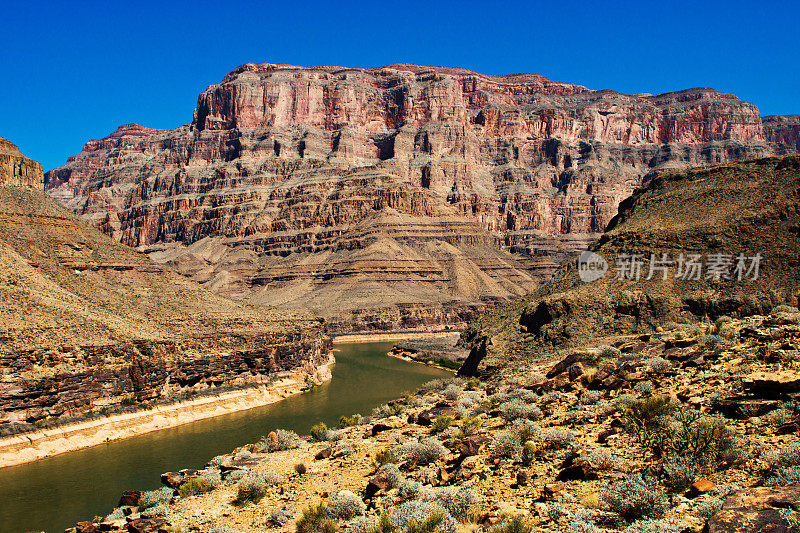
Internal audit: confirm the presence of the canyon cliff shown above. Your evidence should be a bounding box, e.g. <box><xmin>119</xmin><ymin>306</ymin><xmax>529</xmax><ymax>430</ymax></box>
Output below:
<box><xmin>0</xmin><ymin>137</ymin><xmax>331</xmax><ymax>433</ymax></box>
<box><xmin>45</xmin><ymin>63</ymin><xmax>798</xmax><ymax>331</ymax></box>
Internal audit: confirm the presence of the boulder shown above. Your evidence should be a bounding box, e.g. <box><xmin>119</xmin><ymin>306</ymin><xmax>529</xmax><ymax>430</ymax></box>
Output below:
<box><xmin>705</xmin><ymin>486</ymin><xmax>800</xmax><ymax>533</ymax></box>
<box><xmin>743</xmin><ymin>372</ymin><xmax>800</xmax><ymax>397</ymax></box>
<box><xmin>126</xmin><ymin>518</ymin><xmax>168</xmax><ymax>533</ymax></box>
<box><xmin>118</xmin><ymin>490</ymin><xmax>141</xmax><ymax>507</ymax></box>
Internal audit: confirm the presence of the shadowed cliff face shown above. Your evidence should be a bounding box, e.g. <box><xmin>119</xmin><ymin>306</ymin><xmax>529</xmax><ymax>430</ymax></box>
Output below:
<box><xmin>44</xmin><ymin>63</ymin><xmax>798</xmax><ymax>331</ymax></box>
<box><xmin>459</xmin><ymin>155</ymin><xmax>800</xmax><ymax>376</ymax></box>
<box><xmin>0</xmin><ymin>149</ymin><xmax>330</xmax><ymax>432</ymax></box>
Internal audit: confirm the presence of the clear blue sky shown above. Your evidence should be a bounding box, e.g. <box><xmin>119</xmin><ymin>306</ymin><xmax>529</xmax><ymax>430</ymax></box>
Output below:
<box><xmin>1</xmin><ymin>0</ymin><xmax>798</xmax><ymax>170</ymax></box>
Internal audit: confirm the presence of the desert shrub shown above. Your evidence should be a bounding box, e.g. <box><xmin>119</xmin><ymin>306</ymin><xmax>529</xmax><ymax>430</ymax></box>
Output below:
<box><xmin>209</xmin><ymin>455</ymin><xmax>227</xmax><ymax>466</ymax></box>
<box><xmin>261</xmin><ymin>429</ymin><xmax>302</xmax><ymax>452</ymax></box>
<box><xmin>226</xmin><ymin>469</ymin><xmax>247</xmax><ymax>483</ymax></box>
<box><xmin>340</xmin><ymin>414</ymin><xmax>364</xmax><ymax>427</ymax></box>
<box><xmin>297</xmin><ymin>503</ymin><xmax>339</xmax><ymax>533</ymax></box>
<box><xmin>105</xmin><ymin>507</ymin><xmax>126</xmax><ymax>520</ymax></box>
<box><xmin>139</xmin><ymin>487</ymin><xmax>173</xmax><ymax>509</ymax></box>
<box><xmin>442</xmin><ymin>384</ymin><xmax>461</xmax><ymax>401</ymax></box>
<box><xmin>499</xmin><ymin>399</ymin><xmax>543</xmax><ymax>421</ymax></box>
<box><xmin>566</xmin><ymin>521</ymin><xmax>599</xmax><ymax>533</ymax></box>
<box><xmin>453</xmin><ymin>405</ymin><xmax>470</xmax><ymax>419</ymax></box>
<box><xmin>542</xmin><ymin>428</ymin><xmax>575</xmax><ymax>449</ymax></box>
<box><xmin>621</xmin><ymin>518</ymin><xmax>689</xmax><ymax>533</ymax></box>
<box><xmin>334</xmin><ymin>442</ymin><xmax>356</xmax><ymax>457</ymax></box>
<box><xmin>419</xmin><ymin>379</ymin><xmax>451</xmax><ymax>393</ymax></box>
<box><xmin>598</xmin><ymin>345</ymin><xmax>622</xmax><ymax>360</ymax></box>
<box><xmin>465</xmin><ymin>378</ymin><xmax>481</xmax><ymax>390</ymax></box>
<box><xmin>457</xmin><ymin>416</ymin><xmax>483</xmax><ymax>438</ymax></box>
<box><xmin>327</xmin><ymin>490</ymin><xmax>366</xmax><ymax>520</ymax></box>
<box><xmin>179</xmin><ymin>470</ymin><xmax>221</xmax><ymax>497</ymax></box>
<box><xmin>600</xmin><ymin>473</ymin><xmax>667</xmax><ymax>521</ymax></box>
<box><xmin>509</xmin><ymin>418</ymin><xmax>539</xmax><ymax>441</ymax></box>
<box><xmin>376</xmin><ymin>463</ymin><xmax>403</xmax><ymax>488</ymax></box>
<box><xmin>141</xmin><ymin>503</ymin><xmax>170</xmax><ymax>518</ymax></box>
<box><xmin>372</xmin><ymin>404</ymin><xmax>403</xmax><ymax>419</ymax></box>
<box><xmin>662</xmin><ymin>456</ymin><xmax>698</xmax><ymax>491</ymax></box>
<box><xmin>586</xmin><ymin>448</ymin><xmax>613</xmax><ymax>470</ymax></box>
<box><xmin>396</xmin><ymin>479</ymin><xmax>426</xmax><ymax>502</ymax></box>
<box><xmin>489</xmin><ymin>516</ymin><xmax>532</xmax><ymax>533</ymax></box>
<box><xmin>295</xmin><ymin>463</ymin><xmax>308</xmax><ymax>475</ymax></box>
<box><xmin>539</xmin><ymin>391</ymin><xmax>559</xmax><ymax>405</ymax></box>
<box><xmin>311</xmin><ymin>422</ymin><xmax>329</xmax><ymax>442</ymax></box>
<box><xmin>764</xmin><ymin>407</ymin><xmax>794</xmax><ymax>425</ymax></box>
<box><xmin>766</xmin><ymin>443</ymin><xmax>800</xmax><ymax>485</ymax></box>
<box><xmin>271</xmin><ymin>507</ymin><xmax>294</xmax><ymax>526</ymax></box>
<box><xmin>391</xmin><ymin>501</ymin><xmax>457</xmax><ymax>533</ymax></box>
<box><xmin>634</xmin><ymin>381</ymin><xmax>655</xmax><ymax>395</ymax></box>
<box><xmin>234</xmin><ymin>449</ymin><xmax>252</xmax><ymax>460</ymax></box>
<box><xmin>211</xmin><ymin>527</ymin><xmax>245</xmax><ymax>533</ymax></box>
<box><xmin>537</xmin><ymin>501</ymin><xmax>569</xmax><ymax>522</ymax></box>
<box><xmin>772</xmin><ymin>304</ymin><xmax>799</xmax><ymax>314</ymax></box>
<box><xmin>236</xmin><ymin>474</ymin><xmax>270</xmax><ymax>503</ymax></box>
<box><xmin>325</xmin><ymin>429</ymin><xmax>348</xmax><ymax>441</ymax></box>
<box><xmin>694</xmin><ymin>496</ymin><xmax>723</xmax><ymax>519</ymax></box>
<box><xmin>433</xmin><ymin>486</ymin><xmax>479</xmax><ymax>521</ymax></box>
<box><xmin>394</xmin><ymin>438</ymin><xmax>448</xmax><ymax>466</ymax></box>
<box><xmin>581</xmin><ymin>390</ymin><xmax>603</xmax><ymax>405</ymax></box>
<box><xmin>431</xmin><ymin>415</ymin><xmax>454</xmax><ymax>434</ymax></box>
<box><xmin>494</xmin><ymin>431</ymin><xmax>521</xmax><ymax>458</ymax></box>
<box><xmin>644</xmin><ymin>357</ymin><xmax>672</xmax><ymax>374</ymax></box>
<box><xmin>521</xmin><ymin>440</ymin><xmax>538</xmax><ymax>466</ymax></box>
<box><xmin>563</xmin><ymin>409</ymin><xmax>589</xmax><ymax>424</ymax></box>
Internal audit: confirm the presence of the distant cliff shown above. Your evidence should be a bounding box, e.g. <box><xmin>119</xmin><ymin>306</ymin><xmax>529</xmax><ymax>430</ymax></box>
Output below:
<box><xmin>44</xmin><ymin>63</ymin><xmax>798</xmax><ymax>331</ymax></box>
<box><xmin>0</xmin><ymin>137</ymin><xmax>43</xmax><ymax>188</ymax></box>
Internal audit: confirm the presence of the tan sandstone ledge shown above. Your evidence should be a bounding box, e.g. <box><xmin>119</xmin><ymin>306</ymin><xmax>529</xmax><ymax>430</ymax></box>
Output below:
<box><xmin>332</xmin><ymin>331</ymin><xmax>460</xmax><ymax>344</ymax></box>
<box><xmin>0</xmin><ymin>353</ymin><xmax>335</xmax><ymax>469</ymax></box>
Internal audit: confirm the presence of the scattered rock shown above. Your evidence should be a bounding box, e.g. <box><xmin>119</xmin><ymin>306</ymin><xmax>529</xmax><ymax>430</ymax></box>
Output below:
<box><xmin>118</xmin><ymin>490</ymin><xmax>141</xmax><ymax>507</ymax></box>
<box><xmin>705</xmin><ymin>486</ymin><xmax>800</xmax><ymax>533</ymax></box>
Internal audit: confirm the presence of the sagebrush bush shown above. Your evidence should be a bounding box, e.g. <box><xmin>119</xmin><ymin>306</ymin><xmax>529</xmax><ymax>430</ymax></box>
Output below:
<box><xmin>211</xmin><ymin>527</ymin><xmax>245</xmax><ymax>533</ymax></box>
<box><xmin>581</xmin><ymin>390</ymin><xmax>603</xmax><ymax>405</ymax></box>
<box><xmin>141</xmin><ymin>503</ymin><xmax>170</xmax><ymax>518</ymax></box>
<box><xmin>499</xmin><ymin>399</ymin><xmax>543</xmax><ymax>421</ymax></box>
<box><xmin>442</xmin><ymin>384</ymin><xmax>461</xmax><ymax>401</ymax></box>
<box><xmin>372</xmin><ymin>404</ymin><xmax>402</xmax><ymax>419</ymax></box>
<box><xmin>327</xmin><ymin>490</ymin><xmax>366</xmax><ymax>520</ymax></box>
<box><xmin>261</xmin><ymin>429</ymin><xmax>302</xmax><ymax>452</ymax></box>
<box><xmin>374</xmin><ymin>449</ymin><xmax>396</xmax><ymax>467</ymax></box>
<box><xmin>633</xmin><ymin>381</ymin><xmax>654</xmax><ymax>395</ymax></box>
<box><xmin>694</xmin><ymin>496</ymin><xmax>723</xmax><ymax>519</ymax></box>
<box><xmin>391</xmin><ymin>501</ymin><xmax>457</xmax><ymax>533</ymax></box>
<box><xmin>494</xmin><ymin>431</ymin><xmax>521</xmax><ymax>458</ymax></box>
<box><xmin>376</xmin><ymin>463</ymin><xmax>403</xmax><ymax>488</ymax></box>
<box><xmin>772</xmin><ymin>304</ymin><xmax>799</xmax><ymax>315</ymax></box>
<box><xmin>644</xmin><ymin>357</ymin><xmax>672</xmax><ymax>374</ymax></box>
<box><xmin>433</xmin><ymin>486</ymin><xmax>479</xmax><ymax>521</ymax></box>
<box><xmin>586</xmin><ymin>448</ymin><xmax>613</xmax><ymax>470</ymax></box>
<box><xmin>566</xmin><ymin>520</ymin><xmax>599</xmax><ymax>533</ymax></box>
<box><xmin>457</xmin><ymin>416</ymin><xmax>483</xmax><ymax>438</ymax></box>
<box><xmin>620</xmin><ymin>518</ymin><xmax>689</xmax><ymax>533</ymax></box>
<box><xmin>297</xmin><ymin>503</ymin><xmax>339</xmax><ymax>533</ymax></box>
<box><xmin>295</xmin><ymin>463</ymin><xmax>308</xmax><ymax>475</ymax></box>
<box><xmin>600</xmin><ymin>473</ymin><xmax>667</xmax><ymax>521</ymax></box>
<box><xmin>766</xmin><ymin>443</ymin><xmax>800</xmax><ymax>485</ymax></box>
<box><xmin>394</xmin><ymin>438</ymin><xmax>448</xmax><ymax>466</ymax></box>
<box><xmin>598</xmin><ymin>345</ymin><xmax>622</xmax><ymax>360</ymax></box>
<box><xmin>138</xmin><ymin>487</ymin><xmax>173</xmax><ymax>509</ymax></box>
<box><xmin>543</xmin><ymin>428</ymin><xmax>575</xmax><ymax>449</ymax></box>
<box><xmin>236</xmin><ymin>474</ymin><xmax>270</xmax><ymax>503</ymax></box>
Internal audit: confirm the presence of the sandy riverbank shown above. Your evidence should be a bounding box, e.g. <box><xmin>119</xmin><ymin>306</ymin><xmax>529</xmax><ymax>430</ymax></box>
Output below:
<box><xmin>0</xmin><ymin>353</ymin><xmax>335</xmax><ymax>469</ymax></box>
<box><xmin>332</xmin><ymin>331</ymin><xmax>460</xmax><ymax>344</ymax></box>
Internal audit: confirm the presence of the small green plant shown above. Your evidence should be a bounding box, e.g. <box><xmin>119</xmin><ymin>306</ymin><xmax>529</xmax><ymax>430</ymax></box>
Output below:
<box><xmin>260</xmin><ymin>429</ymin><xmax>301</xmax><ymax>451</ymax></box>
<box><xmin>311</xmin><ymin>422</ymin><xmax>328</xmax><ymax>441</ymax></box>
<box><xmin>339</xmin><ymin>413</ymin><xmax>364</xmax><ymax>427</ymax></box>
<box><xmin>373</xmin><ymin>448</ymin><xmax>396</xmax><ymax>466</ymax></box>
<box><xmin>465</xmin><ymin>379</ymin><xmax>481</xmax><ymax>390</ymax></box>
<box><xmin>296</xmin><ymin>503</ymin><xmax>338</xmax><ymax>533</ymax></box>
<box><xmin>457</xmin><ymin>416</ymin><xmax>483</xmax><ymax>438</ymax></box>
<box><xmin>431</xmin><ymin>415</ymin><xmax>455</xmax><ymax>433</ymax></box>
<box><xmin>179</xmin><ymin>472</ymin><xmax>220</xmax><ymax>497</ymax></box>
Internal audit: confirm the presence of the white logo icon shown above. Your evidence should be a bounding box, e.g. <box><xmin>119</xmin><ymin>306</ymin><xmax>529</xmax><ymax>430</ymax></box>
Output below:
<box><xmin>578</xmin><ymin>251</ymin><xmax>609</xmax><ymax>283</ymax></box>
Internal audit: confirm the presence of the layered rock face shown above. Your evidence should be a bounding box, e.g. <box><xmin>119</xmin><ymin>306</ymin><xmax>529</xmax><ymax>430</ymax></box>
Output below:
<box><xmin>0</xmin><ymin>137</ymin><xmax>43</xmax><ymax>188</ymax></box>
<box><xmin>45</xmin><ymin>63</ymin><xmax>797</xmax><ymax>331</ymax></box>
<box><xmin>0</xmin><ymin>151</ymin><xmax>330</xmax><ymax>431</ymax></box>
<box><xmin>764</xmin><ymin>115</ymin><xmax>800</xmax><ymax>152</ymax></box>
<box><xmin>460</xmin><ymin>155</ymin><xmax>800</xmax><ymax>376</ymax></box>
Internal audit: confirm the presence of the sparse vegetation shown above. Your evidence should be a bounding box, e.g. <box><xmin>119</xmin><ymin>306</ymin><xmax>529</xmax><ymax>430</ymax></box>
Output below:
<box><xmin>296</xmin><ymin>503</ymin><xmax>338</xmax><ymax>533</ymax></box>
<box><xmin>600</xmin><ymin>473</ymin><xmax>668</xmax><ymax>521</ymax></box>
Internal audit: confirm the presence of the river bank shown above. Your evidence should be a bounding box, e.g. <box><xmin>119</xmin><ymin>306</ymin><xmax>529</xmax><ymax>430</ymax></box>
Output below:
<box><xmin>0</xmin><ymin>353</ymin><xmax>335</xmax><ymax>469</ymax></box>
<box><xmin>331</xmin><ymin>330</ymin><xmax>460</xmax><ymax>344</ymax></box>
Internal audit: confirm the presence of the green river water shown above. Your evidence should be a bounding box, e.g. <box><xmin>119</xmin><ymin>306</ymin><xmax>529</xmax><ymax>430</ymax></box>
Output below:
<box><xmin>0</xmin><ymin>342</ymin><xmax>450</xmax><ymax>533</ymax></box>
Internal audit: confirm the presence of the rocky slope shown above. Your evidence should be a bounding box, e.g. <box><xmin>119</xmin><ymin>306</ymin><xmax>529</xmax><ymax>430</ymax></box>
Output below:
<box><xmin>69</xmin><ymin>311</ymin><xmax>800</xmax><ymax>533</ymax></box>
<box><xmin>45</xmin><ymin>63</ymin><xmax>798</xmax><ymax>331</ymax></box>
<box><xmin>0</xmin><ymin>138</ymin><xmax>331</xmax><ymax>434</ymax></box>
<box><xmin>458</xmin><ymin>155</ymin><xmax>800</xmax><ymax>376</ymax></box>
